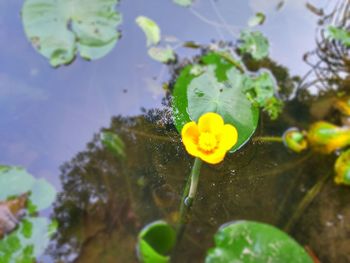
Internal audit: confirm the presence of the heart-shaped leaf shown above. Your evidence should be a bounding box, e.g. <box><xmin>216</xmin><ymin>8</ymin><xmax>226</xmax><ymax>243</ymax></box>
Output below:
<box><xmin>22</xmin><ymin>0</ymin><xmax>122</xmax><ymax>66</ymax></box>
<box><xmin>172</xmin><ymin>52</ymin><xmax>259</xmax><ymax>152</ymax></box>
<box><xmin>206</xmin><ymin>221</ymin><xmax>313</xmax><ymax>263</ymax></box>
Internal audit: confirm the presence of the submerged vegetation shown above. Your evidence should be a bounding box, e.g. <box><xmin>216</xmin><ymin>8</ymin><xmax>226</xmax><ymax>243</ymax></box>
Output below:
<box><xmin>1</xmin><ymin>0</ymin><xmax>350</xmax><ymax>262</ymax></box>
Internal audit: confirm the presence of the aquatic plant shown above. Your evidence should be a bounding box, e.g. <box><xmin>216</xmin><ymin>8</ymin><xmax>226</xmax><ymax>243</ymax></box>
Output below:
<box><xmin>334</xmin><ymin>149</ymin><xmax>350</xmax><ymax>186</ymax></box>
<box><xmin>206</xmin><ymin>221</ymin><xmax>312</xmax><ymax>263</ymax></box>
<box><xmin>136</xmin><ymin>16</ymin><xmax>176</xmax><ymax>63</ymax></box>
<box><xmin>283</xmin><ymin>128</ymin><xmax>308</xmax><ymax>153</ymax></box>
<box><xmin>181</xmin><ymin>112</ymin><xmax>238</xmax><ymax>164</ymax></box>
<box><xmin>0</xmin><ymin>166</ymin><xmax>57</xmax><ymax>262</ymax></box>
<box><xmin>22</xmin><ymin>0</ymin><xmax>122</xmax><ymax>67</ymax></box>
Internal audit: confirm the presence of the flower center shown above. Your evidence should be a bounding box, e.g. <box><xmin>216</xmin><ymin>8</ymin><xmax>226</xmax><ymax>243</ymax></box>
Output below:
<box><xmin>198</xmin><ymin>132</ymin><xmax>217</xmax><ymax>152</ymax></box>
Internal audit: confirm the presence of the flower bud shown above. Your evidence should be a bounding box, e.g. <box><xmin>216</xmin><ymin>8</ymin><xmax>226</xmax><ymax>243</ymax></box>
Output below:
<box><xmin>282</xmin><ymin>128</ymin><xmax>308</xmax><ymax>153</ymax></box>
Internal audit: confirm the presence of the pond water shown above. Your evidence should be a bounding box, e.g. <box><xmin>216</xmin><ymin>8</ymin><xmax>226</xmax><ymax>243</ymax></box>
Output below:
<box><xmin>1</xmin><ymin>0</ymin><xmax>350</xmax><ymax>262</ymax></box>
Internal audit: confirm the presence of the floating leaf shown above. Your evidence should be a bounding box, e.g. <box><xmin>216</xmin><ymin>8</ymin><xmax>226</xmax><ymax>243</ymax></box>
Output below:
<box><xmin>172</xmin><ymin>52</ymin><xmax>259</xmax><ymax>152</ymax></box>
<box><xmin>244</xmin><ymin>71</ymin><xmax>283</xmax><ymax>119</ymax></box>
<box><xmin>238</xmin><ymin>30</ymin><xmax>269</xmax><ymax>60</ymax></box>
<box><xmin>206</xmin><ymin>221</ymin><xmax>313</xmax><ymax>263</ymax></box>
<box><xmin>137</xmin><ymin>220</ymin><xmax>176</xmax><ymax>263</ymax></box>
<box><xmin>0</xmin><ymin>217</ymin><xmax>53</xmax><ymax>262</ymax></box>
<box><xmin>30</xmin><ymin>179</ymin><xmax>57</xmax><ymax>211</ymax></box>
<box><xmin>327</xmin><ymin>26</ymin><xmax>350</xmax><ymax>47</ymax></box>
<box><xmin>0</xmin><ymin>166</ymin><xmax>57</xmax><ymax>211</ymax></box>
<box><xmin>0</xmin><ymin>166</ymin><xmax>57</xmax><ymax>262</ymax></box>
<box><xmin>248</xmin><ymin>12</ymin><xmax>266</xmax><ymax>27</ymax></box>
<box><xmin>334</xmin><ymin>149</ymin><xmax>350</xmax><ymax>186</ymax></box>
<box><xmin>101</xmin><ymin>131</ymin><xmax>126</xmax><ymax>158</ymax></box>
<box><xmin>22</xmin><ymin>0</ymin><xmax>122</xmax><ymax>67</ymax></box>
<box><xmin>0</xmin><ymin>166</ymin><xmax>34</xmax><ymax>200</ymax></box>
<box><xmin>148</xmin><ymin>47</ymin><xmax>176</xmax><ymax>63</ymax></box>
<box><xmin>173</xmin><ymin>0</ymin><xmax>193</xmax><ymax>7</ymax></box>
<box><xmin>136</xmin><ymin>16</ymin><xmax>161</xmax><ymax>47</ymax></box>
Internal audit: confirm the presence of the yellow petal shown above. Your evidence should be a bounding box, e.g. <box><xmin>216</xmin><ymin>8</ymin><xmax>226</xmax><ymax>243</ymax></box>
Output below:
<box><xmin>218</xmin><ymin>124</ymin><xmax>238</xmax><ymax>151</ymax></box>
<box><xmin>199</xmin><ymin>148</ymin><xmax>226</xmax><ymax>164</ymax></box>
<box><xmin>181</xmin><ymin>122</ymin><xmax>200</xmax><ymax>157</ymax></box>
<box><xmin>198</xmin><ymin>112</ymin><xmax>224</xmax><ymax>135</ymax></box>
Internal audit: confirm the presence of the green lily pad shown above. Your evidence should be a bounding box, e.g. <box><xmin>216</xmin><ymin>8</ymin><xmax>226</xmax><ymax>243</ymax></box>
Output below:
<box><xmin>30</xmin><ymin>179</ymin><xmax>57</xmax><ymax>211</ymax></box>
<box><xmin>137</xmin><ymin>220</ymin><xmax>176</xmax><ymax>263</ymax></box>
<box><xmin>205</xmin><ymin>221</ymin><xmax>313</xmax><ymax>263</ymax></box>
<box><xmin>0</xmin><ymin>166</ymin><xmax>35</xmax><ymax>200</ymax></box>
<box><xmin>136</xmin><ymin>16</ymin><xmax>161</xmax><ymax>47</ymax></box>
<box><xmin>148</xmin><ymin>46</ymin><xmax>176</xmax><ymax>63</ymax></box>
<box><xmin>0</xmin><ymin>166</ymin><xmax>57</xmax><ymax>211</ymax></box>
<box><xmin>101</xmin><ymin>131</ymin><xmax>125</xmax><ymax>158</ymax></box>
<box><xmin>172</xmin><ymin>52</ymin><xmax>259</xmax><ymax>152</ymax></box>
<box><xmin>0</xmin><ymin>166</ymin><xmax>58</xmax><ymax>262</ymax></box>
<box><xmin>22</xmin><ymin>0</ymin><xmax>122</xmax><ymax>67</ymax></box>
<box><xmin>0</xmin><ymin>217</ymin><xmax>55</xmax><ymax>262</ymax></box>
<box><xmin>327</xmin><ymin>26</ymin><xmax>350</xmax><ymax>47</ymax></box>
<box><xmin>238</xmin><ymin>30</ymin><xmax>269</xmax><ymax>60</ymax></box>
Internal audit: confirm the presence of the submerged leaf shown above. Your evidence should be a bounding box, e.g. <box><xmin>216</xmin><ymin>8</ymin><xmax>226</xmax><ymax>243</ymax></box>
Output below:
<box><xmin>148</xmin><ymin>47</ymin><xmax>176</xmax><ymax>63</ymax></box>
<box><xmin>101</xmin><ymin>131</ymin><xmax>126</xmax><ymax>158</ymax></box>
<box><xmin>136</xmin><ymin>16</ymin><xmax>161</xmax><ymax>47</ymax></box>
<box><xmin>22</xmin><ymin>0</ymin><xmax>122</xmax><ymax>67</ymax></box>
<box><xmin>206</xmin><ymin>221</ymin><xmax>313</xmax><ymax>263</ymax></box>
<box><xmin>137</xmin><ymin>220</ymin><xmax>176</xmax><ymax>263</ymax></box>
<box><xmin>327</xmin><ymin>26</ymin><xmax>350</xmax><ymax>47</ymax></box>
<box><xmin>248</xmin><ymin>12</ymin><xmax>266</xmax><ymax>27</ymax></box>
<box><xmin>173</xmin><ymin>0</ymin><xmax>193</xmax><ymax>7</ymax></box>
<box><xmin>238</xmin><ymin>30</ymin><xmax>269</xmax><ymax>60</ymax></box>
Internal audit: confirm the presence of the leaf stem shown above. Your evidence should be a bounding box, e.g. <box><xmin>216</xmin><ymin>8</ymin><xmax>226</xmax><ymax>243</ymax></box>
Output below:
<box><xmin>187</xmin><ymin>158</ymin><xmax>203</xmax><ymax>204</ymax></box>
<box><xmin>253</xmin><ymin>136</ymin><xmax>284</xmax><ymax>143</ymax></box>
<box><xmin>284</xmin><ymin>171</ymin><xmax>332</xmax><ymax>232</ymax></box>
<box><xmin>175</xmin><ymin>157</ymin><xmax>203</xmax><ymax>244</ymax></box>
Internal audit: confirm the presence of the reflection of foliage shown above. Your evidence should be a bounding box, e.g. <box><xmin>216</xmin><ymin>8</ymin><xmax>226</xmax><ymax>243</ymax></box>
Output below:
<box><xmin>50</xmin><ymin>114</ymin><xmax>185</xmax><ymax>262</ymax></box>
<box><xmin>49</xmin><ymin>104</ymin><xmax>350</xmax><ymax>262</ymax></box>
<box><xmin>301</xmin><ymin>1</ymin><xmax>350</xmax><ymax>95</ymax></box>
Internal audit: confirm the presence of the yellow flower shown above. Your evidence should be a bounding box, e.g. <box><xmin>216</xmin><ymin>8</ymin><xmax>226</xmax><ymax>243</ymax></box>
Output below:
<box><xmin>181</xmin><ymin>112</ymin><xmax>238</xmax><ymax>164</ymax></box>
